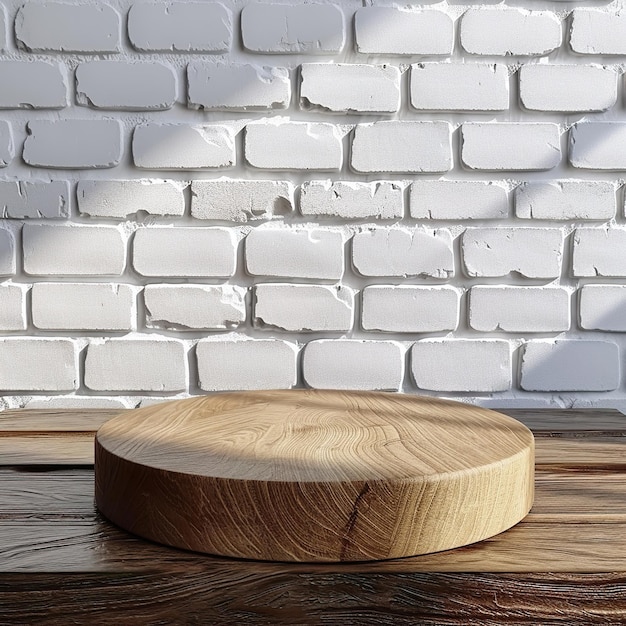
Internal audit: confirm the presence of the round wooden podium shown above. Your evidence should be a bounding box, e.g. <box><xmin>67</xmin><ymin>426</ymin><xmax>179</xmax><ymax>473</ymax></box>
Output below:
<box><xmin>95</xmin><ymin>390</ymin><xmax>534</xmax><ymax>562</ymax></box>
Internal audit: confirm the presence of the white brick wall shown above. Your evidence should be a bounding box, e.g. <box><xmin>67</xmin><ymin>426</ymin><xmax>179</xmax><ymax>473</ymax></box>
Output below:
<box><xmin>1</xmin><ymin>0</ymin><xmax>626</xmax><ymax>409</ymax></box>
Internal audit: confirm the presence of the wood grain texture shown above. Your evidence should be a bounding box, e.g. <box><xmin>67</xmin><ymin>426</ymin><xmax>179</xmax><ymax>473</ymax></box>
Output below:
<box><xmin>1</xmin><ymin>572</ymin><xmax>625</xmax><ymax>625</ymax></box>
<box><xmin>95</xmin><ymin>391</ymin><xmax>534</xmax><ymax>562</ymax></box>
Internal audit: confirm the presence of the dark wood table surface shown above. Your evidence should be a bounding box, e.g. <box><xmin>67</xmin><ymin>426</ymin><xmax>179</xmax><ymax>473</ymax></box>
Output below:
<box><xmin>1</xmin><ymin>407</ymin><xmax>626</xmax><ymax>625</ymax></box>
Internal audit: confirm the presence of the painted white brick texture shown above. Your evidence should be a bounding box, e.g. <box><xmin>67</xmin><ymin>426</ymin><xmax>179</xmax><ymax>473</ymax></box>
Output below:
<box><xmin>77</xmin><ymin>180</ymin><xmax>185</xmax><ymax>219</ymax></box>
<box><xmin>352</xmin><ymin>228</ymin><xmax>454</xmax><ymax>278</ymax></box>
<box><xmin>254</xmin><ymin>284</ymin><xmax>354</xmax><ymax>332</ymax></box>
<box><xmin>300</xmin><ymin>181</ymin><xmax>403</xmax><ymax>220</ymax></box>
<box><xmin>410</xmin><ymin>63</ymin><xmax>509</xmax><ymax>112</ymax></box>
<box><xmin>23</xmin><ymin>120</ymin><xmax>122</xmax><ymax>169</ymax></box>
<box><xmin>246</xmin><ymin>121</ymin><xmax>343</xmax><ymax>170</ymax></box>
<box><xmin>300</xmin><ymin>64</ymin><xmax>400</xmax><ymax>113</ymax></box>
<box><xmin>191</xmin><ymin>180</ymin><xmax>294</xmax><ymax>222</ymax></box>
<box><xmin>362</xmin><ymin>286</ymin><xmax>460</xmax><ymax>333</ymax></box>
<box><xmin>31</xmin><ymin>283</ymin><xmax>135</xmax><ymax>331</ymax></box>
<box><xmin>570</xmin><ymin>10</ymin><xmax>626</xmax><ymax>55</ymax></box>
<box><xmin>132</xmin><ymin>227</ymin><xmax>236</xmax><ymax>278</ymax></box>
<box><xmin>245</xmin><ymin>227</ymin><xmax>344</xmax><ymax>280</ymax></box>
<box><xmin>144</xmin><ymin>285</ymin><xmax>246</xmax><ymax>330</ymax></box>
<box><xmin>460</xmin><ymin>9</ymin><xmax>561</xmax><ymax>56</ymax></box>
<box><xmin>76</xmin><ymin>61</ymin><xmax>176</xmax><ymax>111</ymax></box>
<box><xmin>410</xmin><ymin>181</ymin><xmax>508</xmax><ymax>220</ymax></box>
<box><xmin>23</xmin><ymin>225</ymin><xmax>125</xmax><ymax>276</ymax></box>
<box><xmin>303</xmin><ymin>340</ymin><xmax>404</xmax><ymax>391</ymax></box>
<box><xmin>197</xmin><ymin>339</ymin><xmax>297</xmax><ymax>391</ymax></box>
<box><xmin>519</xmin><ymin>65</ymin><xmax>617</xmax><ymax>113</ymax></box>
<box><xmin>521</xmin><ymin>341</ymin><xmax>620</xmax><ymax>391</ymax></box>
<box><xmin>85</xmin><ymin>339</ymin><xmax>187</xmax><ymax>392</ymax></box>
<box><xmin>128</xmin><ymin>2</ymin><xmax>232</xmax><ymax>53</ymax></box>
<box><xmin>0</xmin><ymin>339</ymin><xmax>77</xmax><ymax>391</ymax></box>
<box><xmin>469</xmin><ymin>287</ymin><xmax>570</xmax><ymax>333</ymax></box>
<box><xmin>241</xmin><ymin>3</ymin><xmax>344</xmax><ymax>54</ymax></box>
<box><xmin>461</xmin><ymin>123</ymin><xmax>561</xmax><ymax>171</ymax></box>
<box><xmin>188</xmin><ymin>63</ymin><xmax>290</xmax><ymax>111</ymax></box>
<box><xmin>462</xmin><ymin>228</ymin><xmax>563</xmax><ymax>278</ymax></box>
<box><xmin>1</xmin><ymin>0</ymin><xmax>626</xmax><ymax>408</ymax></box>
<box><xmin>15</xmin><ymin>3</ymin><xmax>121</xmax><ymax>53</ymax></box>
<box><xmin>352</xmin><ymin>121</ymin><xmax>452</xmax><ymax>173</ymax></box>
<box><xmin>515</xmin><ymin>182</ymin><xmax>616</xmax><ymax>221</ymax></box>
<box><xmin>579</xmin><ymin>286</ymin><xmax>626</xmax><ymax>331</ymax></box>
<box><xmin>0</xmin><ymin>62</ymin><xmax>67</xmax><ymax>109</ymax></box>
<box><xmin>133</xmin><ymin>124</ymin><xmax>235</xmax><ymax>169</ymax></box>
<box><xmin>411</xmin><ymin>340</ymin><xmax>512</xmax><ymax>392</ymax></box>
<box><xmin>354</xmin><ymin>8</ymin><xmax>453</xmax><ymax>55</ymax></box>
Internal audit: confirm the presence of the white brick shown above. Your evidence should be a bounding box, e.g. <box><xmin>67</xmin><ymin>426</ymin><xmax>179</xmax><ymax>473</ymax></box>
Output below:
<box><xmin>85</xmin><ymin>339</ymin><xmax>186</xmax><ymax>392</ymax></box>
<box><xmin>571</xmin><ymin>10</ymin><xmax>626</xmax><ymax>55</ymax></box>
<box><xmin>0</xmin><ymin>122</ymin><xmax>12</xmax><ymax>167</ymax></box>
<box><xmin>573</xmin><ymin>228</ymin><xmax>626</xmax><ymax>277</ymax></box>
<box><xmin>0</xmin><ymin>181</ymin><xmax>69</xmax><ymax>219</ymax></box>
<box><xmin>15</xmin><ymin>3</ymin><xmax>121</xmax><ymax>53</ymax></box>
<box><xmin>132</xmin><ymin>227</ymin><xmax>236</xmax><ymax>278</ymax></box>
<box><xmin>31</xmin><ymin>283</ymin><xmax>135</xmax><ymax>331</ymax></box>
<box><xmin>78</xmin><ymin>180</ymin><xmax>184</xmax><ymax>219</ymax></box>
<box><xmin>144</xmin><ymin>285</ymin><xmax>245</xmax><ymax>330</ymax></box>
<box><xmin>580</xmin><ymin>285</ymin><xmax>626</xmax><ymax>331</ymax></box>
<box><xmin>303</xmin><ymin>340</ymin><xmax>403</xmax><ymax>391</ymax></box>
<box><xmin>254</xmin><ymin>284</ymin><xmax>353</xmax><ymax>332</ymax></box>
<box><xmin>300</xmin><ymin>181</ymin><xmax>403</xmax><ymax>220</ymax></box>
<box><xmin>462</xmin><ymin>228</ymin><xmax>563</xmax><ymax>278</ymax></box>
<box><xmin>133</xmin><ymin>124</ymin><xmax>234</xmax><ymax>170</ymax></box>
<box><xmin>410</xmin><ymin>181</ymin><xmax>508</xmax><ymax>220</ymax></box>
<box><xmin>0</xmin><ymin>284</ymin><xmax>26</xmax><ymax>330</ymax></box>
<box><xmin>521</xmin><ymin>341</ymin><xmax>619</xmax><ymax>391</ymax></box>
<box><xmin>461</xmin><ymin>9</ymin><xmax>561</xmax><ymax>56</ymax></box>
<box><xmin>461</xmin><ymin>123</ymin><xmax>561</xmax><ymax>171</ymax></box>
<box><xmin>128</xmin><ymin>2</ymin><xmax>232</xmax><ymax>53</ymax></box>
<box><xmin>245</xmin><ymin>227</ymin><xmax>344</xmax><ymax>280</ymax></box>
<box><xmin>0</xmin><ymin>62</ymin><xmax>67</xmax><ymax>108</ymax></box>
<box><xmin>23</xmin><ymin>120</ymin><xmax>122</xmax><ymax>169</ymax></box>
<box><xmin>352</xmin><ymin>121</ymin><xmax>451</xmax><ymax>173</ymax></box>
<box><xmin>76</xmin><ymin>61</ymin><xmax>176</xmax><ymax>111</ymax></box>
<box><xmin>520</xmin><ymin>65</ymin><xmax>617</xmax><ymax>112</ymax></box>
<box><xmin>410</xmin><ymin>63</ymin><xmax>509</xmax><ymax>112</ymax></box>
<box><xmin>191</xmin><ymin>180</ymin><xmax>294</xmax><ymax>222</ymax></box>
<box><xmin>355</xmin><ymin>8</ymin><xmax>453</xmax><ymax>55</ymax></box>
<box><xmin>188</xmin><ymin>63</ymin><xmax>290</xmax><ymax>111</ymax></box>
<box><xmin>569</xmin><ymin>123</ymin><xmax>626</xmax><ymax>170</ymax></box>
<box><xmin>469</xmin><ymin>287</ymin><xmax>570</xmax><ymax>332</ymax></box>
<box><xmin>242</xmin><ymin>3</ymin><xmax>343</xmax><ymax>54</ymax></box>
<box><xmin>300</xmin><ymin>64</ymin><xmax>400</xmax><ymax>113</ymax></box>
<box><xmin>0</xmin><ymin>339</ymin><xmax>77</xmax><ymax>391</ymax></box>
<box><xmin>515</xmin><ymin>181</ymin><xmax>616</xmax><ymax>220</ymax></box>
<box><xmin>197</xmin><ymin>339</ymin><xmax>297</xmax><ymax>391</ymax></box>
<box><xmin>352</xmin><ymin>228</ymin><xmax>454</xmax><ymax>279</ymax></box>
<box><xmin>23</xmin><ymin>225</ymin><xmax>124</xmax><ymax>276</ymax></box>
<box><xmin>411</xmin><ymin>340</ymin><xmax>511</xmax><ymax>392</ymax></box>
<box><xmin>26</xmin><ymin>397</ymin><xmax>129</xmax><ymax>410</ymax></box>
<box><xmin>0</xmin><ymin>229</ymin><xmax>14</xmax><ymax>275</ymax></box>
<box><xmin>362</xmin><ymin>286</ymin><xmax>459</xmax><ymax>333</ymax></box>
<box><xmin>245</xmin><ymin>121</ymin><xmax>342</xmax><ymax>170</ymax></box>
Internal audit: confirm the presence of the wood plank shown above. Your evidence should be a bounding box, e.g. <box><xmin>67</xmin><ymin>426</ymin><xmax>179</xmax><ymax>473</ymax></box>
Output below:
<box><xmin>2</xmin><ymin>516</ymin><xmax>626</xmax><ymax>573</ymax></box>
<box><xmin>0</xmin><ymin>572</ymin><xmax>625</xmax><ymax>625</ymax></box>
<box><xmin>0</xmin><ymin>435</ymin><xmax>94</xmax><ymax>465</ymax></box>
<box><xmin>0</xmin><ymin>409</ymin><xmax>121</xmax><ymax>433</ymax></box>
<box><xmin>502</xmin><ymin>408</ymin><xmax>626</xmax><ymax>435</ymax></box>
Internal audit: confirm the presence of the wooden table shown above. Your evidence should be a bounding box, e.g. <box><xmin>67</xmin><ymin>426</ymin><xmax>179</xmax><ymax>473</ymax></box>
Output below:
<box><xmin>1</xmin><ymin>407</ymin><xmax>626</xmax><ymax>625</ymax></box>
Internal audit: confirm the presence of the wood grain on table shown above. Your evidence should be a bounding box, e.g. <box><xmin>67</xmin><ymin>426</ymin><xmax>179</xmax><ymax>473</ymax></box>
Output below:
<box><xmin>1</xmin><ymin>406</ymin><xmax>626</xmax><ymax>624</ymax></box>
